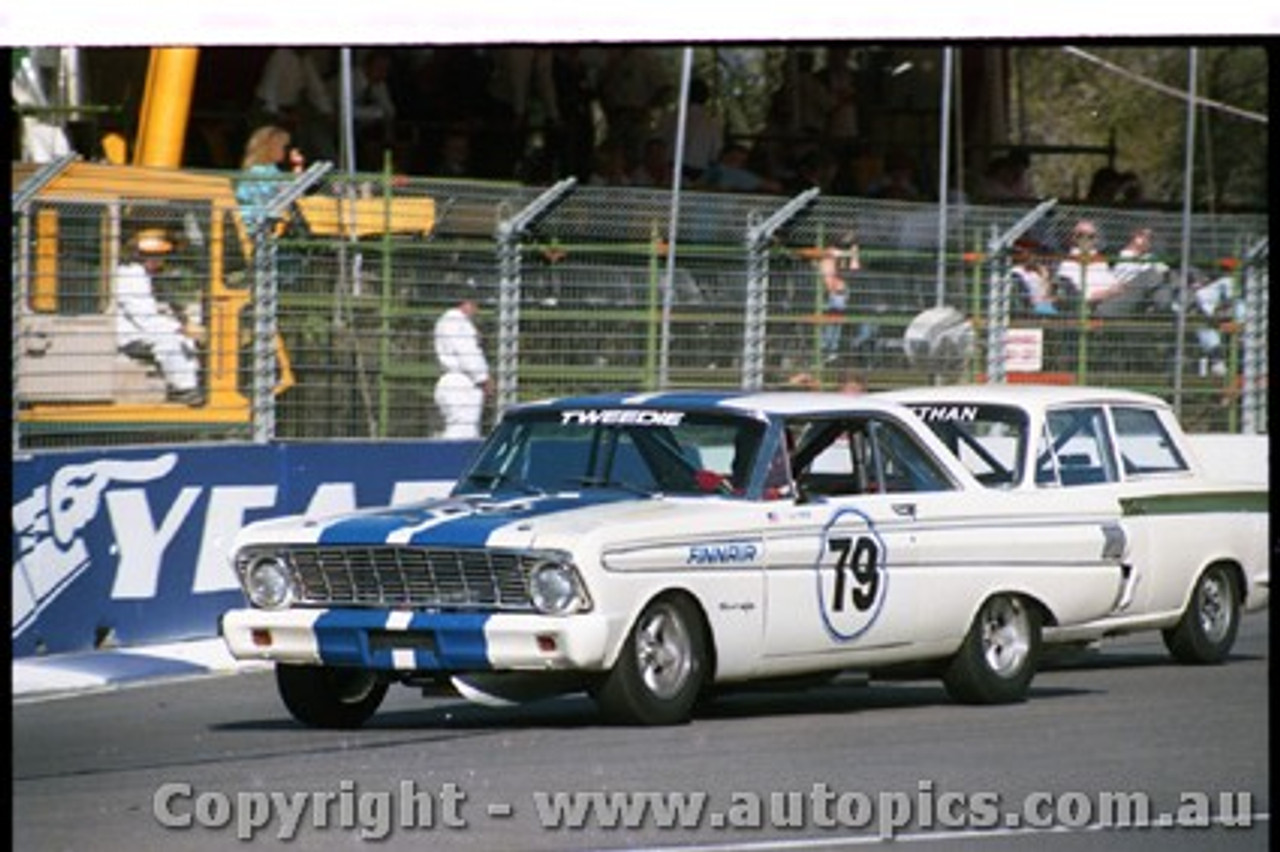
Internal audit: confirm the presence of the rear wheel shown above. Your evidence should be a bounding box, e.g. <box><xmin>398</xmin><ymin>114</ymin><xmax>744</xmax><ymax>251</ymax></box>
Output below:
<box><xmin>1162</xmin><ymin>564</ymin><xmax>1240</xmax><ymax>664</ymax></box>
<box><xmin>943</xmin><ymin>594</ymin><xmax>1040</xmax><ymax>704</ymax></box>
<box><xmin>276</xmin><ymin>664</ymin><xmax>388</xmax><ymax>728</ymax></box>
<box><xmin>596</xmin><ymin>595</ymin><xmax>709</xmax><ymax>725</ymax></box>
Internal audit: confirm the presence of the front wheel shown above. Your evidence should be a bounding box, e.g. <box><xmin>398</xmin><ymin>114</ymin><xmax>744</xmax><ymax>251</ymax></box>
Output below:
<box><xmin>1162</xmin><ymin>564</ymin><xmax>1240</xmax><ymax>665</ymax></box>
<box><xmin>276</xmin><ymin>664</ymin><xmax>388</xmax><ymax>728</ymax></box>
<box><xmin>943</xmin><ymin>594</ymin><xmax>1041</xmax><ymax>704</ymax></box>
<box><xmin>596</xmin><ymin>595</ymin><xmax>709</xmax><ymax>725</ymax></box>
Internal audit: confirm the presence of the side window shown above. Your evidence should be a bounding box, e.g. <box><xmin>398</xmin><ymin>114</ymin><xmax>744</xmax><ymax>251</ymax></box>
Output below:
<box><xmin>794</xmin><ymin>417</ymin><xmax>953</xmax><ymax>497</ymax></box>
<box><xmin>1036</xmin><ymin>407</ymin><xmax>1118</xmax><ymax>487</ymax></box>
<box><xmin>1111</xmin><ymin>407</ymin><xmax>1188</xmax><ymax>476</ymax></box>
<box><xmin>865</xmin><ymin>419</ymin><xmax>955</xmax><ymax>493</ymax></box>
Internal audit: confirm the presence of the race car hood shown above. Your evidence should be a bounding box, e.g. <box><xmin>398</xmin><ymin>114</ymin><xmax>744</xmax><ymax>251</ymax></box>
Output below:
<box><xmin>232</xmin><ymin>490</ymin><xmax>766</xmax><ymax>554</ymax></box>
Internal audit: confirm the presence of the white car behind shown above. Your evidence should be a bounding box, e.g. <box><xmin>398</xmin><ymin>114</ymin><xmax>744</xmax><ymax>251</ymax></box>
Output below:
<box><xmin>880</xmin><ymin>384</ymin><xmax>1268</xmax><ymax>664</ymax></box>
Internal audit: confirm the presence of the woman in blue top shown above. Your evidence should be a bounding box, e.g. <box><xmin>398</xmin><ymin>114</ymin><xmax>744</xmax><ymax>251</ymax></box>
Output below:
<box><xmin>236</xmin><ymin>124</ymin><xmax>304</xmax><ymax>235</ymax></box>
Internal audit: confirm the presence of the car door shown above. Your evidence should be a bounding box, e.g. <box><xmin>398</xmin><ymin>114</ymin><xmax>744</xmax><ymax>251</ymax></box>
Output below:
<box><xmin>1030</xmin><ymin>403</ymin><xmax>1141</xmax><ymax>599</ymax></box>
<box><xmin>760</xmin><ymin>414</ymin><xmax>947</xmax><ymax>666</ymax></box>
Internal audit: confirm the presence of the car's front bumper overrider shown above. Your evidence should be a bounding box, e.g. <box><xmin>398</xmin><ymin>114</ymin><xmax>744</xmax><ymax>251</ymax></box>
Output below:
<box><xmin>220</xmin><ymin>607</ymin><xmax>615</xmax><ymax>672</ymax></box>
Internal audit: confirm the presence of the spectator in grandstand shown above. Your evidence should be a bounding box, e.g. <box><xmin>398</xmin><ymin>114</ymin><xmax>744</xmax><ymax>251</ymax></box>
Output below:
<box><xmin>587</xmin><ymin>139</ymin><xmax>632</xmax><ymax>187</ymax></box>
<box><xmin>433</xmin><ymin>289</ymin><xmax>492</xmax><ymax>439</ymax></box>
<box><xmin>658</xmin><ymin>76</ymin><xmax>723</xmax><ymax>185</ymax></box>
<box><xmin>1009</xmin><ymin>238</ymin><xmax>1059</xmax><ymax>316</ymax></box>
<box><xmin>1055</xmin><ymin>219</ymin><xmax>1122</xmax><ymax>310</ymax></box>
<box><xmin>978</xmin><ymin>150</ymin><xmax>1035</xmax><ymax>203</ymax></box>
<box><xmin>114</xmin><ymin>230</ymin><xmax>202</xmax><ymax>405</ymax></box>
<box><xmin>549</xmin><ymin>47</ymin><xmax>597</xmax><ymax>182</ymax></box>
<box><xmin>599</xmin><ymin>46</ymin><xmax>669</xmax><ymax>166</ymax></box>
<box><xmin>702</xmin><ymin>143</ymin><xmax>782</xmax><ymax>193</ymax></box>
<box><xmin>236</xmin><ymin>125</ymin><xmax>304</xmax><ymax>235</ymax></box>
<box><xmin>1099</xmin><ymin>226</ymin><xmax>1172</xmax><ymax>318</ymax></box>
<box><xmin>252</xmin><ymin>47</ymin><xmax>336</xmax><ymax>161</ymax></box>
<box><xmin>818</xmin><ymin>45</ymin><xmax>859</xmax><ymax>155</ymax></box>
<box><xmin>343</xmin><ymin>49</ymin><xmax>398</xmax><ymax>170</ymax></box>
<box><xmin>786</xmin><ymin>146</ymin><xmax>838</xmax><ymax>195</ymax></box>
<box><xmin>863</xmin><ymin>149</ymin><xmax>924</xmax><ymax>201</ymax></box>
<box><xmin>630</xmin><ymin>137</ymin><xmax>672</xmax><ymax>188</ymax></box>
<box><xmin>1085</xmin><ymin>165</ymin><xmax>1123</xmax><ymax>204</ymax></box>
<box><xmin>486</xmin><ymin>47</ymin><xmax>559</xmax><ymax>176</ymax></box>
<box><xmin>1185</xmin><ymin>267</ymin><xmax>1240</xmax><ymax>378</ymax></box>
<box><xmin>1115</xmin><ymin>170</ymin><xmax>1146</xmax><ymax>205</ymax></box>
<box><xmin>769</xmin><ymin>50</ymin><xmax>832</xmax><ymax>139</ymax></box>
<box><xmin>434</xmin><ymin>127</ymin><xmax>473</xmax><ymax>178</ymax></box>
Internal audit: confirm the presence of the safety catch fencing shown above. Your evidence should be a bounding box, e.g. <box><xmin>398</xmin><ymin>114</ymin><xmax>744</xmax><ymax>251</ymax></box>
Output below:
<box><xmin>12</xmin><ymin>163</ymin><xmax>1268</xmax><ymax>450</ymax></box>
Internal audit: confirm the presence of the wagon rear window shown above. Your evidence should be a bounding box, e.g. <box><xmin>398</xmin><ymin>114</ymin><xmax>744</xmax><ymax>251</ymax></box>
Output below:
<box><xmin>1111</xmin><ymin>406</ymin><xmax>1188</xmax><ymax>475</ymax></box>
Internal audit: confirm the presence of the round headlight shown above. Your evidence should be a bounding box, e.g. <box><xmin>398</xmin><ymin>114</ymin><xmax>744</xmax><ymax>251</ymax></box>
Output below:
<box><xmin>529</xmin><ymin>562</ymin><xmax>583</xmax><ymax>615</ymax></box>
<box><xmin>244</xmin><ymin>555</ymin><xmax>295</xmax><ymax>609</ymax></box>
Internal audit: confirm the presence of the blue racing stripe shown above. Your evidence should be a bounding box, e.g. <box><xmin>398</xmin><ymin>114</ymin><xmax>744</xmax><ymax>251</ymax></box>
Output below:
<box><xmin>315</xmin><ymin>495</ymin><xmax>614</xmax><ymax>547</ymax></box>
<box><xmin>316</xmin><ymin>506</ymin><xmax>441</xmax><ymax>545</ymax></box>
<box><xmin>312</xmin><ymin>609</ymin><xmax>492</xmax><ymax>670</ymax></box>
<box><xmin>405</xmin><ymin>495</ymin><xmax>597</xmax><ymax>546</ymax></box>
<box><xmin>410</xmin><ymin>611</ymin><xmax>491</xmax><ymax>669</ymax></box>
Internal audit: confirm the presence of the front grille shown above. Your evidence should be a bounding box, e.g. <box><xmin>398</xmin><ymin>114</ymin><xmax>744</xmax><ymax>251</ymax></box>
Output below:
<box><xmin>238</xmin><ymin>546</ymin><xmax>535</xmax><ymax>610</ymax></box>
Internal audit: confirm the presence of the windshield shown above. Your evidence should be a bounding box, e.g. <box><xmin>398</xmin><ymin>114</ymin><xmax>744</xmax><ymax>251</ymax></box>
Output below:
<box><xmin>453</xmin><ymin>407</ymin><xmax>768</xmax><ymax>498</ymax></box>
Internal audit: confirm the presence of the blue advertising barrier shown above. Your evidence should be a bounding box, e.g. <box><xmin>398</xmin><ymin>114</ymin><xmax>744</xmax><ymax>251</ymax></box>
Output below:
<box><xmin>12</xmin><ymin>441</ymin><xmax>481</xmax><ymax>657</ymax></box>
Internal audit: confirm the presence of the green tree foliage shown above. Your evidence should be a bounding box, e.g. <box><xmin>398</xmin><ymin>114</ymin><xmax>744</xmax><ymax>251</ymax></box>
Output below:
<box><xmin>1012</xmin><ymin>45</ymin><xmax>1267</xmax><ymax>210</ymax></box>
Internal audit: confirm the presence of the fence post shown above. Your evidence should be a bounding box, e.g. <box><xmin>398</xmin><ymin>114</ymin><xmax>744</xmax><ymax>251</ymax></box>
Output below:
<box><xmin>645</xmin><ymin>225</ymin><xmax>661</xmax><ymax>391</ymax></box>
<box><xmin>1240</xmin><ymin>237</ymin><xmax>1268</xmax><ymax>434</ymax></box>
<box><xmin>494</xmin><ymin>178</ymin><xmax>577</xmax><ymax>414</ymax></box>
<box><xmin>742</xmin><ymin>188</ymin><xmax>820</xmax><ymax>391</ymax></box>
<box><xmin>982</xmin><ymin>198</ymin><xmax>1057</xmax><ymax>385</ymax></box>
<box><xmin>253</xmin><ymin>161</ymin><xmax>332</xmax><ymax>443</ymax></box>
<box><xmin>984</xmin><ymin>225</ymin><xmax>1011</xmax><ymax>384</ymax></box>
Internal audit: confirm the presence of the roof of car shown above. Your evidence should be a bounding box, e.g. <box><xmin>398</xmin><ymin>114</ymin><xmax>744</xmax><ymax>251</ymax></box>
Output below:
<box><xmin>875</xmin><ymin>383</ymin><xmax>1173</xmax><ymax>411</ymax></box>
<box><xmin>511</xmin><ymin>390</ymin><xmax>914</xmax><ymax>418</ymax></box>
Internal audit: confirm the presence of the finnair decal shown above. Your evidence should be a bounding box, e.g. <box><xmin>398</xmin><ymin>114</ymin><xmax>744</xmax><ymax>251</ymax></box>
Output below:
<box><xmin>687</xmin><ymin>541</ymin><xmax>762</xmax><ymax>566</ymax></box>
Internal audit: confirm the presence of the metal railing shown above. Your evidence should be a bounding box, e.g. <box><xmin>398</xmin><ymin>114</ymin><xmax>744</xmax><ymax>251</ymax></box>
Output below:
<box><xmin>12</xmin><ymin>165</ymin><xmax>1268</xmax><ymax>449</ymax></box>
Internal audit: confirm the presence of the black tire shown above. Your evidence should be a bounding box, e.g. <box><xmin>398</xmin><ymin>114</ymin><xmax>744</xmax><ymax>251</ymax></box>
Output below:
<box><xmin>275</xmin><ymin>664</ymin><xmax>388</xmax><ymax>729</ymax></box>
<box><xmin>596</xmin><ymin>595</ymin><xmax>709</xmax><ymax>725</ymax></box>
<box><xmin>943</xmin><ymin>594</ymin><xmax>1041</xmax><ymax>704</ymax></box>
<box><xmin>1162</xmin><ymin>564</ymin><xmax>1240</xmax><ymax>665</ymax></box>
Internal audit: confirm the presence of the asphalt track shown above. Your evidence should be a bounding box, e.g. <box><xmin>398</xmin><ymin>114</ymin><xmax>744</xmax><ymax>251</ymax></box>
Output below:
<box><xmin>13</xmin><ymin>616</ymin><xmax>1270</xmax><ymax>851</ymax></box>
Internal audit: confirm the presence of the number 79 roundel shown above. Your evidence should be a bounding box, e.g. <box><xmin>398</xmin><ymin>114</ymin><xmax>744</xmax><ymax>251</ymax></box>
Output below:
<box><xmin>817</xmin><ymin>508</ymin><xmax>888</xmax><ymax>641</ymax></box>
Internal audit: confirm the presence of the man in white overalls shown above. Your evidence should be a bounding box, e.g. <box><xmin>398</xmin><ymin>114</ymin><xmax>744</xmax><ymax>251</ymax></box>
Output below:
<box><xmin>432</xmin><ymin>292</ymin><xmax>491</xmax><ymax>438</ymax></box>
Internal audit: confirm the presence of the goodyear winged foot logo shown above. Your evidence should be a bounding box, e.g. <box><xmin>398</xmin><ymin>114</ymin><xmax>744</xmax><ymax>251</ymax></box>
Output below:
<box><xmin>12</xmin><ymin>454</ymin><xmax>178</xmax><ymax>639</ymax></box>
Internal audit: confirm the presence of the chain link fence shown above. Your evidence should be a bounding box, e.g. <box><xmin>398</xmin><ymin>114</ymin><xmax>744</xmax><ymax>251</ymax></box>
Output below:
<box><xmin>13</xmin><ymin>163</ymin><xmax>1268</xmax><ymax>450</ymax></box>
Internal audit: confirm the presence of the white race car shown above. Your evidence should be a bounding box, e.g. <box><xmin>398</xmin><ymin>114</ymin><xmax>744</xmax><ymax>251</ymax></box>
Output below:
<box><xmin>221</xmin><ymin>391</ymin><xmax>1129</xmax><ymax>727</ymax></box>
<box><xmin>879</xmin><ymin>384</ymin><xmax>1269</xmax><ymax>663</ymax></box>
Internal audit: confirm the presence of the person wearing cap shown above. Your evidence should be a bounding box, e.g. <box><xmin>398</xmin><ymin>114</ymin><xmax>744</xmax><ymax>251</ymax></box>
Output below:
<box><xmin>114</xmin><ymin>230</ymin><xmax>202</xmax><ymax>404</ymax></box>
<box><xmin>432</xmin><ymin>289</ymin><xmax>491</xmax><ymax>439</ymax></box>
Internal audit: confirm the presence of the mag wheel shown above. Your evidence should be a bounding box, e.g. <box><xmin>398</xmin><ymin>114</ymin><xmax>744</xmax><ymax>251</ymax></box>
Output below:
<box><xmin>275</xmin><ymin>664</ymin><xmax>388</xmax><ymax>729</ymax></box>
<box><xmin>943</xmin><ymin>594</ymin><xmax>1040</xmax><ymax>705</ymax></box>
<box><xmin>596</xmin><ymin>595</ymin><xmax>708</xmax><ymax>726</ymax></box>
<box><xmin>1163</xmin><ymin>564</ymin><xmax>1240</xmax><ymax>665</ymax></box>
